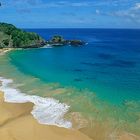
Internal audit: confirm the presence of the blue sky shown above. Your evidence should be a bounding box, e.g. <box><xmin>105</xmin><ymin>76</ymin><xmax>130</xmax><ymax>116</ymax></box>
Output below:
<box><xmin>0</xmin><ymin>0</ymin><xmax>140</xmax><ymax>28</ymax></box>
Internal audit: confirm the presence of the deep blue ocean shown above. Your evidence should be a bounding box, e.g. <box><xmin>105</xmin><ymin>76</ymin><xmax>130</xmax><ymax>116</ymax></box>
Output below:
<box><xmin>9</xmin><ymin>29</ymin><xmax>140</xmax><ymax>104</ymax></box>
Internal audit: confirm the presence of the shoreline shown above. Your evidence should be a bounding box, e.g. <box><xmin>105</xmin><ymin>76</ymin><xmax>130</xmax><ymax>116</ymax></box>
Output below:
<box><xmin>0</xmin><ymin>77</ymin><xmax>139</xmax><ymax>140</ymax></box>
<box><xmin>0</xmin><ymin>77</ymin><xmax>72</xmax><ymax>128</ymax></box>
<box><xmin>0</xmin><ymin>47</ymin><xmax>38</xmax><ymax>56</ymax></box>
<box><xmin>0</xmin><ymin>48</ymin><xmax>14</xmax><ymax>55</ymax></box>
<box><xmin>0</xmin><ymin>91</ymin><xmax>92</xmax><ymax>140</ymax></box>
<box><xmin>0</xmin><ymin>48</ymin><xmax>139</xmax><ymax>140</ymax></box>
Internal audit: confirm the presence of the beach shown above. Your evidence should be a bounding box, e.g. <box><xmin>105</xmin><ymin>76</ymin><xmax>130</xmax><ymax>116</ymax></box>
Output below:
<box><xmin>0</xmin><ymin>91</ymin><xmax>139</xmax><ymax>140</ymax></box>
<box><xmin>0</xmin><ymin>48</ymin><xmax>22</xmax><ymax>56</ymax></box>
<box><xmin>0</xmin><ymin>48</ymin><xmax>13</xmax><ymax>55</ymax></box>
<box><xmin>0</xmin><ymin>91</ymin><xmax>92</xmax><ymax>140</ymax></box>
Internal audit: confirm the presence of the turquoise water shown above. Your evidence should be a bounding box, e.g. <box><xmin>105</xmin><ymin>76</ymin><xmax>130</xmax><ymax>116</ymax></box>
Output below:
<box><xmin>8</xmin><ymin>29</ymin><xmax>140</xmax><ymax>104</ymax></box>
<box><xmin>0</xmin><ymin>29</ymin><xmax>140</xmax><ymax>135</ymax></box>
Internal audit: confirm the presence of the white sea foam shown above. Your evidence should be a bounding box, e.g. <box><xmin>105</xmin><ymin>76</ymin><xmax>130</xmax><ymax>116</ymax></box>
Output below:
<box><xmin>0</xmin><ymin>77</ymin><xmax>72</xmax><ymax>128</ymax></box>
<box><xmin>43</xmin><ymin>45</ymin><xmax>53</xmax><ymax>48</ymax></box>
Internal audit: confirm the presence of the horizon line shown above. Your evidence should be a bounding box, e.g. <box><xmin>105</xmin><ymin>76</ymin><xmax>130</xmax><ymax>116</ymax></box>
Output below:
<box><xmin>22</xmin><ymin>27</ymin><xmax>140</xmax><ymax>30</ymax></box>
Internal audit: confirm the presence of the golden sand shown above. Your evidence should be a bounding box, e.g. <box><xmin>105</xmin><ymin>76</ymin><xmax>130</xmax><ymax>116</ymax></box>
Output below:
<box><xmin>0</xmin><ymin>92</ymin><xmax>91</xmax><ymax>140</ymax></box>
<box><xmin>0</xmin><ymin>48</ymin><xmax>13</xmax><ymax>55</ymax></box>
<box><xmin>0</xmin><ymin>91</ymin><xmax>139</xmax><ymax>140</ymax></box>
<box><xmin>118</xmin><ymin>133</ymin><xmax>140</xmax><ymax>140</ymax></box>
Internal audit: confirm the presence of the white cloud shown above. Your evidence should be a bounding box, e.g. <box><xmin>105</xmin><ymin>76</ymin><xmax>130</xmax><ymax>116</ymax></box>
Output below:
<box><xmin>134</xmin><ymin>3</ymin><xmax>140</xmax><ymax>9</ymax></box>
<box><xmin>109</xmin><ymin>2</ymin><xmax>140</xmax><ymax>23</ymax></box>
<box><xmin>2</xmin><ymin>0</ymin><xmax>122</xmax><ymax>8</ymax></box>
<box><xmin>95</xmin><ymin>10</ymin><xmax>100</xmax><ymax>15</ymax></box>
<box><xmin>2</xmin><ymin>0</ymin><xmax>140</xmax><ymax>24</ymax></box>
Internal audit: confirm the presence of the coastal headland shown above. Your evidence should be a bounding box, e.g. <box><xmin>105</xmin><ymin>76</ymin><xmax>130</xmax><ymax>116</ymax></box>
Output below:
<box><xmin>0</xmin><ymin>22</ymin><xmax>85</xmax><ymax>49</ymax></box>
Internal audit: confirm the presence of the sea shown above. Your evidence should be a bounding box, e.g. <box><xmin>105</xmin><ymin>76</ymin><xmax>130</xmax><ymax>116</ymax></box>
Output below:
<box><xmin>0</xmin><ymin>29</ymin><xmax>140</xmax><ymax>135</ymax></box>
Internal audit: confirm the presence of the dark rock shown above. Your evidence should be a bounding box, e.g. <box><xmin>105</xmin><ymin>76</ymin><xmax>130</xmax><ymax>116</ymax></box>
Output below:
<box><xmin>46</xmin><ymin>35</ymin><xmax>85</xmax><ymax>47</ymax></box>
<box><xmin>69</xmin><ymin>40</ymin><xmax>85</xmax><ymax>46</ymax></box>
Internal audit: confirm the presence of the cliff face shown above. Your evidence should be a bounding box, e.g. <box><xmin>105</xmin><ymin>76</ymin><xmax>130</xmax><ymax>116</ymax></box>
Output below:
<box><xmin>0</xmin><ymin>23</ymin><xmax>45</xmax><ymax>48</ymax></box>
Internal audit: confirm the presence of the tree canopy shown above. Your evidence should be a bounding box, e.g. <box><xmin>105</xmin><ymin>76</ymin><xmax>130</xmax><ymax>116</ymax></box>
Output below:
<box><xmin>0</xmin><ymin>23</ymin><xmax>45</xmax><ymax>48</ymax></box>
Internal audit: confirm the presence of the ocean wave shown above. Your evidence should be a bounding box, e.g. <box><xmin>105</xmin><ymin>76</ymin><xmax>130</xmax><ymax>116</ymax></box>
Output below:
<box><xmin>42</xmin><ymin>45</ymin><xmax>53</xmax><ymax>48</ymax></box>
<box><xmin>0</xmin><ymin>77</ymin><xmax>72</xmax><ymax>128</ymax></box>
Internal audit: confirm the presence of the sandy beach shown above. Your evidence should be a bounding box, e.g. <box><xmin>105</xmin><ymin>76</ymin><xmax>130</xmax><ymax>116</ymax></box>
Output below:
<box><xmin>0</xmin><ymin>91</ymin><xmax>139</xmax><ymax>140</ymax></box>
<box><xmin>0</xmin><ymin>91</ymin><xmax>92</xmax><ymax>140</ymax></box>
<box><xmin>0</xmin><ymin>48</ymin><xmax>14</xmax><ymax>55</ymax></box>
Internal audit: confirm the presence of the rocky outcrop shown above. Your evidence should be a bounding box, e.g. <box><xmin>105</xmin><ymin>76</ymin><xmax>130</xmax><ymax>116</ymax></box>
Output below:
<box><xmin>46</xmin><ymin>35</ymin><xmax>85</xmax><ymax>47</ymax></box>
<box><xmin>0</xmin><ymin>23</ymin><xmax>85</xmax><ymax>49</ymax></box>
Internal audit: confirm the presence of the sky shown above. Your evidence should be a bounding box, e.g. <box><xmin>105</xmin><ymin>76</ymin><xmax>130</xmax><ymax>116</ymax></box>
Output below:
<box><xmin>0</xmin><ymin>0</ymin><xmax>140</xmax><ymax>28</ymax></box>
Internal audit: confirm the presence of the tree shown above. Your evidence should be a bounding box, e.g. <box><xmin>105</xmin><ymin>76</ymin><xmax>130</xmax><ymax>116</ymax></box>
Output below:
<box><xmin>51</xmin><ymin>35</ymin><xmax>64</xmax><ymax>43</ymax></box>
<box><xmin>0</xmin><ymin>22</ymin><xmax>45</xmax><ymax>48</ymax></box>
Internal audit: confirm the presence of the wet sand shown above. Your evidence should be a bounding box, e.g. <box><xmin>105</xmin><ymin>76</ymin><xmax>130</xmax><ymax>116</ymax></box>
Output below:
<box><xmin>0</xmin><ymin>91</ymin><xmax>91</xmax><ymax>140</ymax></box>
<box><xmin>0</xmin><ymin>91</ymin><xmax>139</xmax><ymax>140</ymax></box>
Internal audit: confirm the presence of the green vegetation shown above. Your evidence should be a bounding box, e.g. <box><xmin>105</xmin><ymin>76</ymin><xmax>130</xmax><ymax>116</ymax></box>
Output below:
<box><xmin>51</xmin><ymin>35</ymin><xmax>64</xmax><ymax>43</ymax></box>
<box><xmin>0</xmin><ymin>22</ymin><xmax>85</xmax><ymax>49</ymax></box>
<box><xmin>0</xmin><ymin>31</ymin><xmax>9</xmax><ymax>48</ymax></box>
<box><xmin>0</xmin><ymin>23</ymin><xmax>45</xmax><ymax>48</ymax></box>
<box><xmin>48</xmin><ymin>35</ymin><xmax>85</xmax><ymax>46</ymax></box>
<box><xmin>48</xmin><ymin>35</ymin><xmax>67</xmax><ymax>46</ymax></box>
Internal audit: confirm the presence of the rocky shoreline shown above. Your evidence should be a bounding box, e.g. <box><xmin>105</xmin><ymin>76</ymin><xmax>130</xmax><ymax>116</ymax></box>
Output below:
<box><xmin>45</xmin><ymin>35</ymin><xmax>85</xmax><ymax>47</ymax></box>
<box><xmin>0</xmin><ymin>23</ymin><xmax>85</xmax><ymax>50</ymax></box>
